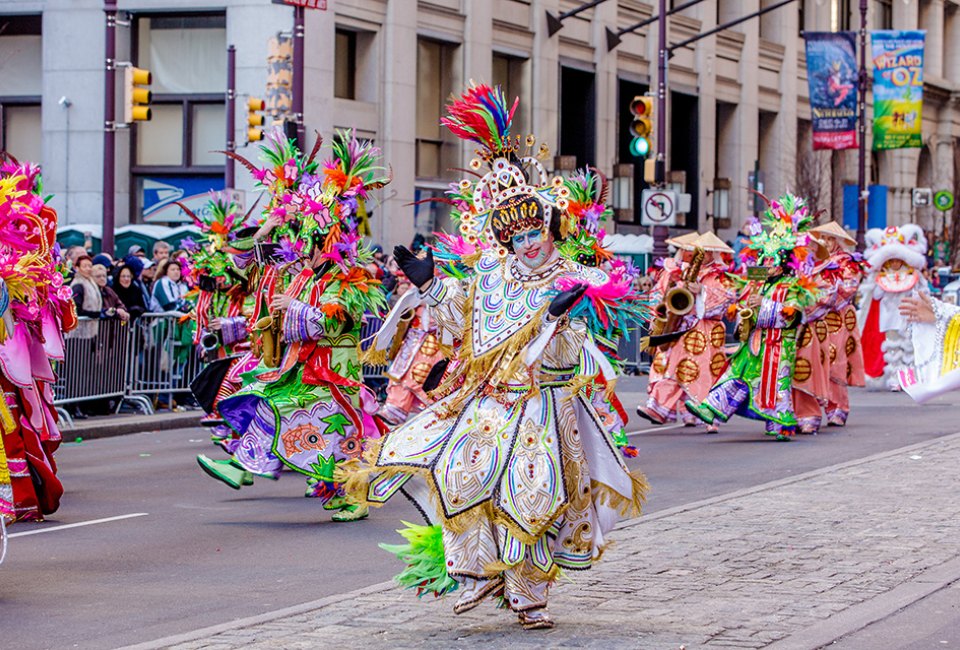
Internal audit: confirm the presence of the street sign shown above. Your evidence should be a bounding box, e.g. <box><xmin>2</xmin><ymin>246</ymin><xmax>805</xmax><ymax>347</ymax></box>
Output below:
<box><xmin>912</xmin><ymin>188</ymin><xmax>932</xmax><ymax>207</ymax></box>
<box><xmin>934</xmin><ymin>190</ymin><xmax>955</xmax><ymax>211</ymax></box>
<box><xmin>272</xmin><ymin>0</ymin><xmax>327</xmax><ymax>8</ymax></box>
<box><xmin>641</xmin><ymin>189</ymin><xmax>677</xmax><ymax>226</ymax></box>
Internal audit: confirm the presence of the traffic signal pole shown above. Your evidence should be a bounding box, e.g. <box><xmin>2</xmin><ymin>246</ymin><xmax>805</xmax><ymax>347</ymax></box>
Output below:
<box><xmin>652</xmin><ymin>0</ymin><xmax>669</xmax><ymax>260</ymax></box>
<box><xmin>103</xmin><ymin>0</ymin><xmax>117</xmax><ymax>255</ymax></box>
<box><xmin>292</xmin><ymin>5</ymin><xmax>305</xmax><ymax>150</ymax></box>
<box><xmin>225</xmin><ymin>44</ymin><xmax>236</xmax><ymax>189</ymax></box>
<box><xmin>856</xmin><ymin>0</ymin><xmax>868</xmax><ymax>250</ymax></box>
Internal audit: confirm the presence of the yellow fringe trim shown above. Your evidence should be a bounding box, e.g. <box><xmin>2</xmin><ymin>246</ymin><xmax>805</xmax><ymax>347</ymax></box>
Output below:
<box><xmin>591</xmin><ymin>470</ymin><xmax>649</xmax><ymax>519</ymax></box>
<box><xmin>484</xmin><ymin>560</ymin><xmax>561</xmax><ymax>582</ymax></box>
<box><xmin>431</xmin><ymin>283</ymin><xmax>551</xmax><ymax>414</ymax></box>
<box><xmin>359</xmin><ymin>345</ymin><xmax>390</xmax><ymax>367</ymax></box>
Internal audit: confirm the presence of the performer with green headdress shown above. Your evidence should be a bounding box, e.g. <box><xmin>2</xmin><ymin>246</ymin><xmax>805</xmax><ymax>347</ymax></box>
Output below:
<box><xmin>197</xmin><ymin>128</ymin><xmax>388</xmax><ymax>522</ymax></box>
<box><xmin>686</xmin><ymin>194</ymin><xmax>819</xmax><ymax>440</ymax></box>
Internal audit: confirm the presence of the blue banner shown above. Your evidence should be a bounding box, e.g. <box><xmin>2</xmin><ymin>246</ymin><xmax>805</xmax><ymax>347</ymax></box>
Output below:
<box><xmin>803</xmin><ymin>31</ymin><xmax>858</xmax><ymax>150</ymax></box>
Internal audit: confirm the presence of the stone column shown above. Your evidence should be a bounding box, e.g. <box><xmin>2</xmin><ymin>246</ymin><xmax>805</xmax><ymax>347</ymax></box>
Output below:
<box><xmin>379</xmin><ymin>0</ymin><xmax>418</xmax><ymax>249</ymax></box>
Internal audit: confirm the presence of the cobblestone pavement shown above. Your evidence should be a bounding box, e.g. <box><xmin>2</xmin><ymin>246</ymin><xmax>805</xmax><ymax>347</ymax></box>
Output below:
<box><xmin>142</xmin><ymin>433</ymin><xmax>960</xmax><ymax>650</ymax></box>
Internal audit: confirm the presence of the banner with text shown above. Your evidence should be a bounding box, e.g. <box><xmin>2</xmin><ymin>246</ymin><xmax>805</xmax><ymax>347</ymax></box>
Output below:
<box><xmin>871</xmin><ymin>30</ymin><xmax>925</xmax><ymax>150</ymax></box>
<box><xmin>803</xmin><ymin>31</ymin><xmax>858</xmax><ymax>150</ymax></box>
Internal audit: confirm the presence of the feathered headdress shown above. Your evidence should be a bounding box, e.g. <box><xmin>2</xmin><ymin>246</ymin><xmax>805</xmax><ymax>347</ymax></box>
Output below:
<box><xmin>742</xmin><ymin>193</ymin><xmax>816</xmax><ymax>270</ymax></box>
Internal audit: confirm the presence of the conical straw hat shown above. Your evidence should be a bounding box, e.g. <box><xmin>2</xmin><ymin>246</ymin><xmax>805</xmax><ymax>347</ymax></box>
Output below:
<box><xmin>811</xmin><ymin>221</ymin><xmax>857</xmax><ymax>247</ymax></box>
<box><xmin>692</xmin><ymin>231</ymin><xmax>733</xmax><ymax>254</ymax></box>
<box><xmin>665</xmin><ymin>231</ymin><xmax>700</xmax><ymax>250</ymax></box>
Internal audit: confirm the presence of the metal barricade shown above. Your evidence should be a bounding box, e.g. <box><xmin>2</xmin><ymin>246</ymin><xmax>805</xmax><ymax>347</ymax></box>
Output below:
<box><xmin>126</xmin><ymin>312</ymin><xmax>203</xmax><ymax>409</ymax></box>
<box><xmin>617</xmin><ymin>323</ymin><xmax>652</xmax><ymax>375</ymax></box>
<box><xmin>54</xmin><ymin>317</ymin><xmax>150</xmax><ymax>427</ymax></box>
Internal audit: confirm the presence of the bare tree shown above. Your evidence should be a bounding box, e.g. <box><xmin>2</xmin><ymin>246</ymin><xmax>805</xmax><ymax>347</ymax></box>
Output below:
<box><xmin>795</xmin><ymin>149</ymin><xmax>831</xmax><ymax>222</ymax></box>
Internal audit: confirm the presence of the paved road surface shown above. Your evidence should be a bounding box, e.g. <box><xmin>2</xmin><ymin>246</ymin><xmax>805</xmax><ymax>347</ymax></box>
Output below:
<box><xmin>2</xmin><ymin>380</ymin><xmax>958</xmax><ymax>649</ymax></box>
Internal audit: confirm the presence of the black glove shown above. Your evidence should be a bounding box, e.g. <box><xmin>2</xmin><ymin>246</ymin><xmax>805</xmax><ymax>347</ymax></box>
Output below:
<box><xmin>422</xmin><ymin>359</ymin><xmax>450</xmax><ymax>393</ymax></box>
<box><xmin>548</xmin><ymin>283</ymin><xmax>588</xmax><ymax>318</ymax></box>
<box><xmin>394</xmin><ymin>245</ymin><xmax>435</xmax><ymax>290</ymax></box>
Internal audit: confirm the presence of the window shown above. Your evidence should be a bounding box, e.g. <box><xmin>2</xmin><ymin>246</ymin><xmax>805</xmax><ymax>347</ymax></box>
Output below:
<box><xmin>492</xmin><ymin>53</ymin><xmax>529</xmax><ymax>136</ymax></box>
<box><xmin>415</xmin><ymin>38</ymin><xmax>458</xmax><ymax>180</ymax></box>
<box><xmin>0</xmin><ymin>15</ymin><xmax>42</xmax><ymax>163</ymax></box>
<box><xmin>831</xmin><ymin>0</ymin><xmax>851</xmax><ymax>32</ymax></box>
<box><xmin>335</xmin><ymin>30</ymin><xmax>357</xmax><ymax>100</ymax></box>
<box><xmin>1</xmin><ymin>101</ymin><xmax>41</xmax><ymax>163</ymax></box>
<box><xmin>132</xmin><ymin>13</ymin><xmax>227</xmax><ymax>223</ymax></box>
<box><xmin>876</xmin><ymin>0</ymin><xmax>893</xmax><ymax>31</ymax></box>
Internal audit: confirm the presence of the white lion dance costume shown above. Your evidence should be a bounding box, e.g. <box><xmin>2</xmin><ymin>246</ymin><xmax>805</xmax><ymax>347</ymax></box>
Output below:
<box><xmin>858</xmin><ymin>225</ymin><xmax>928</xmax><ymax>391</ymax></box>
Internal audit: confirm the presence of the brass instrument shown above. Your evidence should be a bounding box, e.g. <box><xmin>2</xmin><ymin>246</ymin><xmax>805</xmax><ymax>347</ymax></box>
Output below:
<box><xmin>253</xmin><ymin>259</ymin><xmax>299</xmax><ymax>369</ymax></box>
<box><xmin>649</xmin><ymin>247</ymin><xmax>704</xmax><ymax>339</ymax></box>
<box><xmin>200</xmin><ymin>331</ymin><xmax>222</xmax><ymax>361</ymax></box>
<box><xmin>736</xmin><ymin>307</ymin><xmax>755</xmax><ymax>343</ymax></box>
<box><xmin>735</xmin><ymin>266</ymin><xmax>769</xmax><ymax>344</ymax></box>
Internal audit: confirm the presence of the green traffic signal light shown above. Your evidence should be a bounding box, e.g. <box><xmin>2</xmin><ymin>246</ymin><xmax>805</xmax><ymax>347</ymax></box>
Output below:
<box><xmin>630</xmin><ymin>136</ymin><xmax>650</xmax><ymax>158</ymax></box>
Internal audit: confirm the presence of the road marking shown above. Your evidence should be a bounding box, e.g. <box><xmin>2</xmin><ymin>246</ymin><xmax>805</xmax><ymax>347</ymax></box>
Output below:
<box><xmin>9</xmin><ymin>513</ymin><xmax>148</xmax><ymax>538</ymax></box>
<box><xmin>626</xmin><ymin>423</ymin><xmax>688</xmax><ymax>437</ymax></box>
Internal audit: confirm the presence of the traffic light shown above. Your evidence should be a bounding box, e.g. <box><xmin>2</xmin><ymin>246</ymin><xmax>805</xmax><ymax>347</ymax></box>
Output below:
<box><xmin>247</xmin><ymin>97</ymin><xmax>266</xmax><ymax>142</ymax></box>
<box><xmin>124</xmin><ymin>67</ymin><xmax>152</xmax><ymax>123</ymax></box>
<box><xmin>629</xmin><ymin>95</ymin><xmax>653</xmax><ymax>158</ymax></box>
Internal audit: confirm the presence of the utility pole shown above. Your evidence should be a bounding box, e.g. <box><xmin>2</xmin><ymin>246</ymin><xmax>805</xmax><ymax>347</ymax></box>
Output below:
<box><xmin>225</xmin><ymin>45</ymin><xmax>236</xmax><ymax>189</ymax></box>
<box><xmin>292</xmin><ymin>5</ymin><xmax>305</xmax><ymax>150</ymax></box>
<box><xmin>103</xmin><ymin>0</ymin><xmax>117</xmax><ymax>255</ymax></box>
<box><xmin>652</xmin><ymin>0</ymin><xmax>669</xmax><ymax>260</ymax></box>
<box><xmin>856</xmin><ymin>0</ymin><xmax>868</xmax><ymax>250</ymax></box>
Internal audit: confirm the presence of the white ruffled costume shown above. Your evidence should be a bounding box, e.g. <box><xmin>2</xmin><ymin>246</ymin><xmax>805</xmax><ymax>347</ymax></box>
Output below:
<box><xmin>857</xmin><ymin>225</ymin><xmax>929</xmax><ymax>391</ymax></box>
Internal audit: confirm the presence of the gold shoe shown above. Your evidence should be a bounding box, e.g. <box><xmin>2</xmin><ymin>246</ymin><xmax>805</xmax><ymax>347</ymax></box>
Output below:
<box><xmin>452</xmin><ymin>576</ymin><xmax>504</xmax><ymax>615</ymax></box>
<box><xmin>518</xmin><ymin>607</ymin><xmax>554</xmax><ymax>630</ymax></box>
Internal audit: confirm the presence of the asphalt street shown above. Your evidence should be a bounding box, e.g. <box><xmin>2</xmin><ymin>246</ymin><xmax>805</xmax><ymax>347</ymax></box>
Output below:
<box><xmin>3</xmin><ymin>378</ymin><xmax>959</xmax><ymax>649</ymax></box>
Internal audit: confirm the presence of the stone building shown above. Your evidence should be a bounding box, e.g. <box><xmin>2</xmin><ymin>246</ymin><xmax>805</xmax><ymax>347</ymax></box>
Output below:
<box><xmin>0</xmin><ymin>0</ymin><xmax>954</xmax><ymax>252</ymax></box>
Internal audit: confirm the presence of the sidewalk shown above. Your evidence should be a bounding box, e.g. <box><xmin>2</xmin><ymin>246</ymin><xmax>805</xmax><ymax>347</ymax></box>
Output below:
<box><xmin>65</xmin><ymin>410</ymin><xmax>202</xmax><ymax>440</ymax></box>
<box><xmin>125</xmin><ymin>432</ymin><xmax>960</xmax><ymax>650</ymax></box>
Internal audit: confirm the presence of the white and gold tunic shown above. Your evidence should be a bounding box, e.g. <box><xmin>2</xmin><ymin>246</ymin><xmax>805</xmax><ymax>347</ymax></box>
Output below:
<box><xmin>359</xmin><ymin>251</ymin><xmax>645</xmax><ymax>589</ymax></box>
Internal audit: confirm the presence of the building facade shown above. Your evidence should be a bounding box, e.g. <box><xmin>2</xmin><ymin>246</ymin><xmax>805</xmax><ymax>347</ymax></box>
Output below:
<box><xmin>0</xmin><ymin>0</ymin><xmax>956</xmax><ymax>252</ymax></box>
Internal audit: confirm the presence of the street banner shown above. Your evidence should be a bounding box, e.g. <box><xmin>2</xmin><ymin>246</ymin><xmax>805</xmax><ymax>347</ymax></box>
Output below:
<box><xmin>803</xmin><ymin>31</ymin><xmax>858</xmax><ymax>150</ymax></box>
<box><xmin>871</xmin><ymin>30</ymin><xmax>925</xmax><ymax>150</ymax></box>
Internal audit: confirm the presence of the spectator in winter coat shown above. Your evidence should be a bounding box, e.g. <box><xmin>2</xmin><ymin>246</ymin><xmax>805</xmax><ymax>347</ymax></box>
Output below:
<box><xmin>113</xmin><ymin>264</ymin><xmax>148</xmax><ymax>321</ymax></box>
<box><xmin>92</xmin><ymin>264</ymin><xmax>129</xmax><ymax>321</ymax></box>
<box><xmin>71</xmin><ymin>255</ymin><xmax>103</xmax><ymax>318</ymax></box>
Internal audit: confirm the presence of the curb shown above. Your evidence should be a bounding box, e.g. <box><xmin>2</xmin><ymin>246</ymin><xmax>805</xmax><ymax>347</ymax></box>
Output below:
<box><xmin>121</xmin><ymin>431</ymin><xmax>960</xmax><ymax>650</ymax></box>
<box><xmin>66</xmin><ymin>412</ymin><xmax>202</xmax><ymax>440</ymax></box>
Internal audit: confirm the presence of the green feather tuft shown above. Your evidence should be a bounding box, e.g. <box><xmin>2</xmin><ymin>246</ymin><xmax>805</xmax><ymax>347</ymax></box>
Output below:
<box><xmin>379</xmin><ymin>521</ymin><xmax>459</xmax><ymax>598</ymax></box>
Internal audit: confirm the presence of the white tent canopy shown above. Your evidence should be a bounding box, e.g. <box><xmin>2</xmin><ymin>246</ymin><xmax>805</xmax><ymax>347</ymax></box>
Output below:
<box><xmin>603</xmin><ymin>233</ymin><xmax>654</xmax><ymax>255</ymax></box>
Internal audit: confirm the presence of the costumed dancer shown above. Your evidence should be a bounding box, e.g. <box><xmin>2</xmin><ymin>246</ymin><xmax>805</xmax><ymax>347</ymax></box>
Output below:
<box><xmin>368</xmin><ymin>282</ymin><xmax>449</xmax><ymax>426</ymax></box>
<box><xmin>0</xmin><ymin>161</ymin><xmax>77</xmax><ymax>521</ymax></box>
<box><xmin>181</xmin><ymin>194</ymin><xmax>258</xmax><ymax>454</ymax></box>
<box><xmin>197</xmin><ymin>129</ymin><xmax>388</xmax><ymax>522</ymax></box>
<box><xmin>638</xmin><ymin>232</ymin><xmax>698</xmax><ymax>427</ymax></box>
<box><xmin>342</xmin><ymin>85</ymin><xmax>648</xmax><ymax>629</ymax></box>
<box><xmin>686</xmin><ymin>194</ymin><xmax>818</xmax><ymax>441</ymax></box>
<box><xmin>811</xmin><ymin>222</ymin><xmax>865</xmax><ymax>425</ymax></box>
<box><xmin>790</xmin><ymin>240</ymin><xmax>835</xmax><ymax>435</ymax></box>
<box><xmin>638</xmin><ymin>232</ymin><xmax>737</xmax><ymax>433</ymax></box>
<box><xmin>858</xmin><ymin>225</ymin><xmax>928</xmax><ymax>391</ymax></box>
<box><xmin>898</xmin><ymin>292</ymin><xmax>960</xmax><ymax>401</ymax></box>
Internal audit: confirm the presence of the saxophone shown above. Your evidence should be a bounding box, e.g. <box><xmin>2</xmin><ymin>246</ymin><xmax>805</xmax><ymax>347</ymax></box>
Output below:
<box><xmin>649</xmin><ymin>247</ymin><xmax>704</xmax><ymax>339</ymax></box>
<box><xmin>254</xmin><ymin>260</ymin><xmax>298</xmax><ymax>369</ymax></box>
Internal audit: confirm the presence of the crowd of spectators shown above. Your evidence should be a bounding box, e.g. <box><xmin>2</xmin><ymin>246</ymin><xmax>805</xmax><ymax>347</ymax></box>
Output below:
<box><xmin>64</xmin><ymin>240</ymin><xmax>192</xmax><ymax>322</ymax></box>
